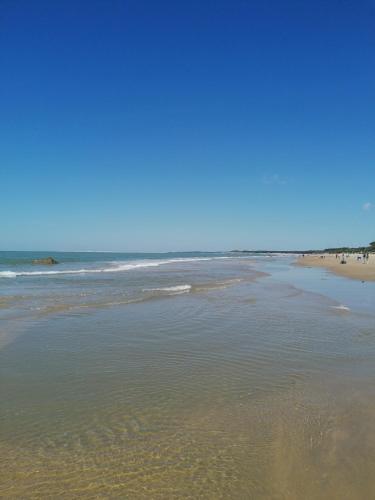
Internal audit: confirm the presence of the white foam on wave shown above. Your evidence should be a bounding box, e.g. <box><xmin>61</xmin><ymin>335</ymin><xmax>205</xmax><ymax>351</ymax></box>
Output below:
<box><xmin>0</xmin><ymin>271</ymin><xmax>17</xmax><ymax>278</ymax></box>
<box><xmin>331</xmin><ymin>304</ymin><xmax>351</xmax><ymax>312</ymax></box>
<box><xmin>0</xmin><ymin>268</ymin><xmax>104</xmax><ymax>278</ymax></box>
<box><xmin>0</xmin><ymin>256</ymin><xmax>229</xmax><ymax>278</ymax></box>
<box><xmin>143</xmin><ymin>285</ymin><xmax>192</xmax><ymax>293</ymax></box>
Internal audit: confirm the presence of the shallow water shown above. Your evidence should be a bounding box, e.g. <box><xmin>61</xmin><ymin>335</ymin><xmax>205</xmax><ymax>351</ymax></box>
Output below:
<box><xmin>1</xmin><ymin>253</ymin><xmax>375</xmax><ymax>498</ymax></box>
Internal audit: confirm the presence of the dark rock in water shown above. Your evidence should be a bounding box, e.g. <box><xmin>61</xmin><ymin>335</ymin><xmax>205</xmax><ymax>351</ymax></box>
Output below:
<box><xmin>32</xmin><ymin>257</ymin><xmax>59</xmax><ymax>265</ymax></box>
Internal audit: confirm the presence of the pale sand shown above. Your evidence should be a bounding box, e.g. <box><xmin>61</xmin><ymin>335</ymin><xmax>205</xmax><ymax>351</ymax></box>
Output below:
<box><xmin>296</xmin><ymin>253</ymin><xmax>375</xmax><ymax>281</ymax></box>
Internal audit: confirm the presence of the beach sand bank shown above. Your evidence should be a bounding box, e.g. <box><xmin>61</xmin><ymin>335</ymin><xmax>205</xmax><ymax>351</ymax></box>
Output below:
<box><xmin>296</xmin><ymin>253</ymin><xmax>375</xmax><ymax>281</ymax></box>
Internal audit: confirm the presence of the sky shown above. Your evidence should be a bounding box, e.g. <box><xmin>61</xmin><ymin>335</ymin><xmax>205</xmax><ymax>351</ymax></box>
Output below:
<box><xmin>1</xmin><ymin>0</ymin><xmax>374</xmax><ymax>251</ymax></box>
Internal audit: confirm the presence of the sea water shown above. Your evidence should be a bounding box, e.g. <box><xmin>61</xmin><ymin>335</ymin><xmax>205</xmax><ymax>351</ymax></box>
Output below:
<box><xmin>1</xmin><ymin>252</ymin><xmax>375</xmax><ymax>498</ymax></box>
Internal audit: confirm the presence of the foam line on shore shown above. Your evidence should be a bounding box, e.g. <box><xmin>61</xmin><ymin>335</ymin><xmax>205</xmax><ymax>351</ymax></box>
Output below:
<box><xmin>143</xmin><ymin>284</ymin><xmax>192</xmax><ymax>294</ymax></box>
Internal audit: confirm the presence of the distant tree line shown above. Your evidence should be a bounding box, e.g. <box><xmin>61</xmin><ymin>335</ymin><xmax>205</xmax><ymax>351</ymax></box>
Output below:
<box><xmin>230</xmin><ymin>241</ymin><xmax>375</xmax><ymax>254</ymax></box>
<box><xmin>323</xmin><ymin>241</ymin><xmax>375</xmax><ymax>254</ymax></box>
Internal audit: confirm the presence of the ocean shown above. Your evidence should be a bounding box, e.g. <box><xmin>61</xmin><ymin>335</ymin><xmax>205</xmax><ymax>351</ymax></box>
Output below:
<box><xmin>1</xmin><ymin>251</ymin><xmax>375</xmax><ymax>498</ymax></box>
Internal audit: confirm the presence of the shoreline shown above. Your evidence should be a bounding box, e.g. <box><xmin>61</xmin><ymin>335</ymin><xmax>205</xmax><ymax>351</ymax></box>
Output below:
<box><xmin>295</xmin><ymin>253</ymin><xmax>375</xmax><ymax>281</ymax></box>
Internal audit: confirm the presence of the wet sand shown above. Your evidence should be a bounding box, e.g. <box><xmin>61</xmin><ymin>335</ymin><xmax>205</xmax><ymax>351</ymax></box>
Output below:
<box><xmin>296</xmin><ymin>254</ymin><xmax>375</xmax><ymax>281</ymax></box>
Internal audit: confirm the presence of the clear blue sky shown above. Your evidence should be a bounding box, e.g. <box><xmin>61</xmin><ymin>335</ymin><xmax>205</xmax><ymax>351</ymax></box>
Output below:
<box><xmin>1</xmin><ymin>0</ymin><xmax>374</xmax><ymax>251</ymax></box>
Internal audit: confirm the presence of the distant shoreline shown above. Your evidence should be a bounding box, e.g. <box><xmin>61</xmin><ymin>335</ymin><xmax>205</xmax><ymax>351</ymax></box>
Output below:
<box><xmin>230</xmin><ymin>250</ymin><xmax>313</xmax><ymax>255</ymax></box>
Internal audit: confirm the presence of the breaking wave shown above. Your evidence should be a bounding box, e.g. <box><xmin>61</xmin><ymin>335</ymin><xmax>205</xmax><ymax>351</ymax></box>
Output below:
<box><xmin>143</xmin><ymin>285</ymin><xmax>192</xmax><ymax>294</ymax></box>
<box><xmin>0</xmin><ymin>257</ymin><xmax>230</xmax><ymax>279</ymax></box>
<box><xmin>331</xmin><ymin>304</ymin><xmax>351</xmax><ymax>312</ymax></box>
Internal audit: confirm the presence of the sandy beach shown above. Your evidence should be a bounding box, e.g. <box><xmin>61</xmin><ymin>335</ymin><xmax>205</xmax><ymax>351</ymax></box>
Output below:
<box><xmin>296</xmin><ymin>253</ymin><xmax>375</xmax><ymax>281</ymax></box>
